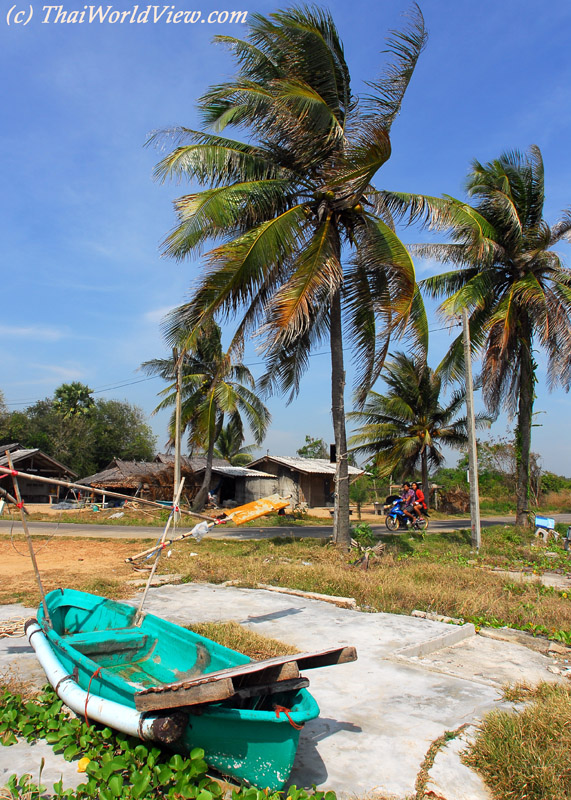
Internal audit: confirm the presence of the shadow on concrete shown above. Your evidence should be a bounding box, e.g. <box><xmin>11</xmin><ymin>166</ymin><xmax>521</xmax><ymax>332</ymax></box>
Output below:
<box><xmin>287</xmin><ymin>717</ymin><xmax>363</xmax><ymax>789</ymax></box>
<box><xmin>241</xmin><ymin>607</ymin><xmax>303</xmax><ymax>624</ymax></box>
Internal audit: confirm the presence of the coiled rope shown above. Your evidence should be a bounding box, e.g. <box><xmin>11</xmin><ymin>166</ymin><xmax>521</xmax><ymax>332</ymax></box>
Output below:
<box><xmin>0</xmin><ymin>617</ymin><xmax>26</xmax><ymax>638</ymax></box>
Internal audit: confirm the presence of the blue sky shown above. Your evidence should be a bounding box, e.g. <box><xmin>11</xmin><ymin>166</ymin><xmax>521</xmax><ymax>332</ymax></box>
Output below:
<box><xmin>1</xmin><ymin>0</ymin><xmax>570</xmax><ymax>473</ymax></box>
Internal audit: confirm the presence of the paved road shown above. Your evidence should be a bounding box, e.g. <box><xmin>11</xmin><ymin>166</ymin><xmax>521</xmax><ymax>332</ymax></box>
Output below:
<box><xmin>1</xmin><ymin>513</ymin><xmax>570</xmax><ymax>540</ymax></box>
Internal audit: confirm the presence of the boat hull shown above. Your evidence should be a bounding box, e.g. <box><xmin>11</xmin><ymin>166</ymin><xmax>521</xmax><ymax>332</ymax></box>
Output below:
<box><xmin>35</xmin><ymin>589</ymin><xmax>319</xmax><ymax>790</ymax></box>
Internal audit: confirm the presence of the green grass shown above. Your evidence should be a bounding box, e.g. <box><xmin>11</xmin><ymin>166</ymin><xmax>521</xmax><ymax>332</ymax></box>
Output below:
<box><xmin>464</xmin><ymin>683</ymin><xmax>571</xmax><ymax>800</ymax></box>
<box><xmin>0</xmin><ymin>508</ymin><xmax>326</xmax><ymax>528</ymax></box>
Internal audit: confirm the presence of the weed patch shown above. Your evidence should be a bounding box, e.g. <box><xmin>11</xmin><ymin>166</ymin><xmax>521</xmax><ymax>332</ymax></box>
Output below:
<box><xmin>464</xmin><ymin>683</ymin><xmax>571</xmax><ymax>800</ymax></box>
<box><xmin>188</xmin><ymin>621</ymin><xmax>298</xmax><ymax>660</ymax></box>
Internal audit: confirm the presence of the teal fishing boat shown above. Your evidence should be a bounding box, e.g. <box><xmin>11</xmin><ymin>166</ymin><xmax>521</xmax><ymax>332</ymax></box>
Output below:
<box><xmin>29</xmin><ymin>589</ymin><xmax>355</xmax><ymax>790</ymax></box>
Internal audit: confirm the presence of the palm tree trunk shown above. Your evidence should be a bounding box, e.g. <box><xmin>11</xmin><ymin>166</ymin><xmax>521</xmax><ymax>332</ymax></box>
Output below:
<box><xmin>330</xmin><ymin>289</ymin><xmax>351</xmax><ymax>548</ymax></box>
<box><xmin>192</xmin><ymin>414</ymin><xmax>223</xmax><ymax>512</ymax></box>
<box><xmin>515</xmin><ymin>329</ymin><xmax>534</xmax><ymax>526</ymax></box>
<box><xmin>421</xmin><ymin>449</ymin><xmax>429</xmax><ymax>507</ymax></box>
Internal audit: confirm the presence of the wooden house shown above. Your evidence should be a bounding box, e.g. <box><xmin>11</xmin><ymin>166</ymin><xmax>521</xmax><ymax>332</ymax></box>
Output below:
<box><xmin>248</xmin><ymin>456</ymin><xmax>363</xmax><ymax>508</ymax></box>
<box><xmin>193</xmin><ymin>464</ymin><xmax>276</xmax><ymax>506</ymax></box>
<box><xmin>0</xmin><ymin>443</ymin><xmax>76</xmax><ymax>504</ymax></box>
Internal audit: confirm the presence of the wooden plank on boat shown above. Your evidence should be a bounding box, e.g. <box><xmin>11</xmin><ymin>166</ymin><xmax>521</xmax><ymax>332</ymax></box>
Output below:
<box><xmin>134</xmin><ymin>646</ymin><xmax>356</xmax><ymax>711</ymax></box>
<box><xmin>135</xmin><ymin>662</ymin><xmax>299</xmax><ymax>712</ymax></box>
<box><xmin>290</xmin><ymin>646</ymin><xmax>357</xmax><ymax>669</ymax></box>
<box><xmin>135</xmin><ymin>676</ymin><xmax>235</xmax><ymax>711</ymax></box>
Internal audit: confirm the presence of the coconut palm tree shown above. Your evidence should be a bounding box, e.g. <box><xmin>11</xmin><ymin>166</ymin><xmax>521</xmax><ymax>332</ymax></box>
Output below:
<box><xmin>213</xmin><ymin>420</ymin><xmax>256</xmax><ymax>466</ymax></box>
<box><xmin>150</xmin><ymin>5</ymin><xmax>428</xmax><ymax>545</ymax></box>
<box><xmin>53</xmin><ymin>382</ymin><xmax>94</xmax><ymax>419</ymax></box>
<box><xmin>348</xmin><ymin>352</ymin><xmax>491</xmax><ymax>500</ymax></box>
<box><xmin>141</xmin><ymin>321</ymin><xmax>270</xmax><ymax>511</ymax></box>
<box><xmin>384</xmin><ymin>146</ymin><xmax>571</xmax><ymax>524</ymax></box>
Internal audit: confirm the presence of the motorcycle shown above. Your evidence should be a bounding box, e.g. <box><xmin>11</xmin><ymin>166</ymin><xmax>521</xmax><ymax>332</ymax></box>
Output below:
<box><xmin>384</xmin><ymin>497</ymin><xmax>428</xmax><ymax>531</ymax></box>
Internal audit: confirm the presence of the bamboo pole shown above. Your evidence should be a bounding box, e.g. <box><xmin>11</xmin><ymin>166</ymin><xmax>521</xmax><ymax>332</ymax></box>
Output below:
<box><xmin>134</xmin><ymin>477</ymin><xmax>185</xmax><ymax>625</ymax></box>
<box><xmin>5</xmin><ymin>453</ymin><xmax>52</xmax><ymax>629</ymax></box>
<box><xmin>0</xmin><ymin>483</ymin><xmax>29</xmax><ymax>513</ymax></box>
<box><xmin>0</xmin><ymin>465</ymin><xmax>214</xmax><ymax>522</ymax></box>
<box><xmin>462</xmin><ymin>307</ymin><xmax>481</xmax><ymax>550</ymax></box>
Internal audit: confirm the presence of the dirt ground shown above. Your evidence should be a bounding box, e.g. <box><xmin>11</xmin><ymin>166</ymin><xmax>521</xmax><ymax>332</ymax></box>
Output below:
<box><xmin>0</xmin><ymin>536</ymin><xmax>138</xmax><ymax>605</ymax></box>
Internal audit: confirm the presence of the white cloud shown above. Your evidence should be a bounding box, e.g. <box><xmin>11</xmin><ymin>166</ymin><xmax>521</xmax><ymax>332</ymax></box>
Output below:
<box><xmin>0</xmin><ymin>325</ymin><xmax>67</xmax><ymax>341</ymax></box>
<box><xmin>28</xmin><ymin>364</ymin><xmax>85</xmax><ymax>382</ymax></box>
<box><xmin>144</xmin><ymin>306</ymin><xmax>176</xmax><ymax>325</ymax></box>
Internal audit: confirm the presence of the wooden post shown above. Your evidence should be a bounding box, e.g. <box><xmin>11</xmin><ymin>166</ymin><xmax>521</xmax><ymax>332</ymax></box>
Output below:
<box><xmin>135</xmin><ymin>477</ymin><xmax>185</xmax><ymax>625</ymax></box>
<box><xmin>173</xmin><ymin>348</ymin><xmax>182</xmax><ymax>524</ymax></box>
<box><xmin>462</xmin><ymin>308</ymin><xmax>481</xmax><ymax>550</ymax></box>
<box><xmin>5</xmin><ymin>452</ymin><xmax>52</xmax><ymax>629</ymax></box>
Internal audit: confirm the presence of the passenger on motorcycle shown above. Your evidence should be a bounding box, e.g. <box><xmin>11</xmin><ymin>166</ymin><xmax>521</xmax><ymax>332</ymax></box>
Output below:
<box><xmin>401</xmin><ymin>482</ymin><xmax>416</xmax><ymax>522</ymax></box>
<box><xmin>411</xmin><ymin>482</ymin><xmax>427</xmax><ymax>519</ymax></box>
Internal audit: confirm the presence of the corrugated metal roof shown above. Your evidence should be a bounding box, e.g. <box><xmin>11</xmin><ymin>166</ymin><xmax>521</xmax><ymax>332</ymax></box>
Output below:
<box><xmin>0</xmin><ymin>447</ymin><xmax>39</xmax><ymax>465</ymax></box>
<box><xmin>249</xmin><ymin>456</ymin><xmax>363</xmax><ymax>476</ymax></box>
<box><xmin>0</xmin><ymin>445</ymin><xmax>77</xmax><ymax>477</ymax></box>
<box><xmin>196</xmin><ymin>465</ymin><xmax>275</xmax><ymax>479</ymax></box>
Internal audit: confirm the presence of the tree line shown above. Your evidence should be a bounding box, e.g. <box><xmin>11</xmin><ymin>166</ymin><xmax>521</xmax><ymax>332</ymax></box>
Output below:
<box><xmin>0</xmin><ymin>382</ymin><xmax>156</xmax><ymax>477</ymax></box>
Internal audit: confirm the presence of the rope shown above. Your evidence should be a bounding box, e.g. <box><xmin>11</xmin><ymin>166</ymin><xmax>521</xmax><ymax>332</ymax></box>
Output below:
<box><xmin>84</xmin><ymin>667</ymin><xmax>103</xmax><ymax>725</ymax></box>
<box><xmin>0</xmin><ymin>617</ymin><xmax>26</xmax><ymax>638</ymax></box>
<box><xmin>274</xmin><ymin>705</ymin><xmax>304</xmax><ymax>730</ymax></box>
<box><xmin>9</xmin><ymin>514</ymin><xmax>61</xmax><ymax>557</ymax></box>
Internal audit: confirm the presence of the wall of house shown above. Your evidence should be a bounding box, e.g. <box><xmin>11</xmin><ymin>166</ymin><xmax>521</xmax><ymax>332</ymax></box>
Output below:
<box><xmin>300</xmin><ymin>475</ymin><xmax>334</xmax><ymax>507</ymax></box>
<box><xmin>19</xmin><ymin>478</ymin><xmax>52</xmax><ymax>504</ymax></box>
<box><xmin>238</xmin><ymin>477</ymin><xmax>278</xmax><ymax>504</ymax></box>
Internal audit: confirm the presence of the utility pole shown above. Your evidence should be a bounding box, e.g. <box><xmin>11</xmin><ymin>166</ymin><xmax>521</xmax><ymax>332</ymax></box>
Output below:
<box><xmin>173</xmin><ymin>348</ymin><xmax>182</xmax><ymax>523</ymax></box>
<box><xmin>462</xmin><ymin>308</ymin><xmax>481</xmax><ymax>550</ymax></box>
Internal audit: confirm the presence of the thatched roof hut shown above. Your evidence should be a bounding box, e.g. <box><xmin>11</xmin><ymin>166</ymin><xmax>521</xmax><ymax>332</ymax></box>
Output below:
<box><xmin>78</xmin><ymin>459</ymin><xmax>196</xmax><ymax>502</ymax></box>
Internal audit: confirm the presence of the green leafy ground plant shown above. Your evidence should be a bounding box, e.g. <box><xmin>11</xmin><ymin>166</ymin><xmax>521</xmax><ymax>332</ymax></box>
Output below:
<box><xmin>0</xmin><ymin>686</ymin><xmax>336</xmax><ymax>800</ymax></box>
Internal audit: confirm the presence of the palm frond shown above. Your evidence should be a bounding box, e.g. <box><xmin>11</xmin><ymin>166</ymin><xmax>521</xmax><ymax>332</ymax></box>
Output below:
<box><xmin>363</xmin><ymin>4</ymin><xmax>427</xmax><ymax>131</ymax></box>
<box><xmin>163</xmin><ymin>178</ymin><xmax>298</xmax><ymax>258</ymax></box>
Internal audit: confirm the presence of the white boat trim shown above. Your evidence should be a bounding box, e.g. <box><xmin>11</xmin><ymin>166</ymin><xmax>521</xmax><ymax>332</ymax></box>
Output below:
<box><xmin>25</xmin><ymin>619</ymin><xmax>160</xmax><ymax>741</ymax></box>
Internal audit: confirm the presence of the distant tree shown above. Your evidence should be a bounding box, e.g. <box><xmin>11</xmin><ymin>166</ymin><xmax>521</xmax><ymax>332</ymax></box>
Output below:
<box><xmin>142</xmin><ymin>321</ymin><xmax>270</xmax><ymax>511</ymax></box>
<box><xmin>90</xmin><ymin>400</ymin><xmax>156</xmax><ymax>467</ymax></box>
<box><xmin>213</xmin><ymin>421</ymin><xmax>256</xmax><ymax>466</ymax></box>
<box><xmin>0</xmin><ymin>391</ymin><xmax>156</xmax><ymax>476</ymax></box>
<box><xmin>349</xmin><ymin>352</ymin><xmax>491</xmax><ymax>500</ymax></box>
<box><xmin>349</xmin><ymin>476</ymin><xmax>369</xmax><ymax>520</ymax></box>
<box><xmin>53</xmin><ymin>382</ymin><xmax>94</xmax><ymax>419</ymax></box>
<box><xmin>297</xmin><ymin>436</ymin><xmax>328</xmax><ymax>460</ymax></box>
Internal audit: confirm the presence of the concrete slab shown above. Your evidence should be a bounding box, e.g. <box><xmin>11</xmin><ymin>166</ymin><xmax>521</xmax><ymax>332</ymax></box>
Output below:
<box><xmin>0</xmin><ymin>585</ymin><xmax>565</xmax><ymax>799</ymax></box>
<box><xmin>425</xmin><ymin>728</ymin><xmax>493</xmax><ymax>800</ymax></box>
<box><xmin>0</xmin><ymin>739</ymin><xmax>89</xmax><ymax>793</ymax></box>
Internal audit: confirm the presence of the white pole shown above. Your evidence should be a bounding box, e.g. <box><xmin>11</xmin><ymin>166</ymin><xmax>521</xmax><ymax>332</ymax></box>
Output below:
<box><xmin>462</xmin><ymin>308</ymin><xmax>481</xmax><ymax>550</ymax></box>
<box><xmin>173</xmin><ymin>348</ymin><xmax>182</xmax><ymax>524</ymax></box>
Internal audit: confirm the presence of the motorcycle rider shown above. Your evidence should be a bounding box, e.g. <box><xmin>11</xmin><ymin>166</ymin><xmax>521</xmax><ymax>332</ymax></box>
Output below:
<box><xmin>401</xmin><ymin>482</ymin><xmax>416</xmax><ymax>523</ymax></box>
<box><xmin>411</xmin><ymin>481</ymin><xmax>427</xmax><ymax>520</ymax></box>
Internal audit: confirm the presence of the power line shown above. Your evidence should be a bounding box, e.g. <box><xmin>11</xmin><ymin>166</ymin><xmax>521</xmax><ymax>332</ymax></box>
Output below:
<box><xmin>4</xmin><ymin>376</ymin><xmax>161</xmax><ymax>408</ymax></box>
<box><xmin>3</xmin><ymin>323</ymin><xmax>461</xmax><ymax>408</ymax></box>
